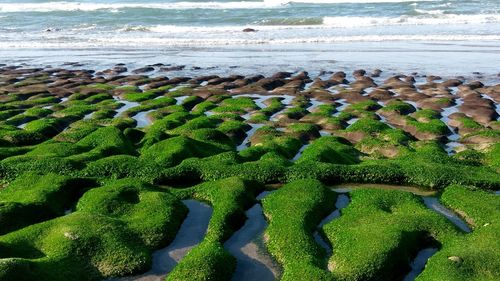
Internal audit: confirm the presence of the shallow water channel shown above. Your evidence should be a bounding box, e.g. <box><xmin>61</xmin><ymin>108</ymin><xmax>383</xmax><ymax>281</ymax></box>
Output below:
<box><xmin>268</xmin><ymin>95</ymin><xmax>295</xmax><ymax>121</ymax></box>
<box><xmin>115</xmin><ymin>199</ymin><xmax>212</xmax><ymax>281</ymax></box>
<box><xmin>134</xmin><ymin>110</ymin><xmax>155</xmax><ymax>128</ymax></box>
<box><xmin>440</xmin><ymin>98</ymin><xmax>465</xmax><ymax>155</ymax></box>
<box><xmin>237</xmin><ymin>124</ymin><xmax>265</xmax><ymax>151</ymax></box>
<box><xmin>403</xmin><ymin>247</ymin><xmax>439</xmax><ymax>281</ymax></box>
<box><xmin>224</xmin><ymin>191</ymin><xmax>281</xmax><ymax>281</ymax></box>
<box><xmin>291</xmin><ymin>144</ymin><xmax>310</xmax><ymax>161</ymax></box>
<box><xmin>421</xmin><ymin>197</ymin><xmax>471</xmax><ymax>233</ymax></box>
<box><xmin>113</xmin><ymin>96</ymin><xmax>140</xmax><ymax>118</ymax></box>
<box><xmin>313</xmin><ymin>193</ymin><xmax>350</xmax><ymax>254</ymax></box>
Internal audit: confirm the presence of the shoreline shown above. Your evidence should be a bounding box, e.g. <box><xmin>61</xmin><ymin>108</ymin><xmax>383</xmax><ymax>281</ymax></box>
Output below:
<box><xmin>1</xmin><ymin>40</ymin><xmax>499</xmax><ymax>80</ymax></box>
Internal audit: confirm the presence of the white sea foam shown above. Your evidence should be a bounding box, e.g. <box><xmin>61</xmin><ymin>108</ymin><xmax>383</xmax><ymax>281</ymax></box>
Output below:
<box><xmin>0</xmin><ymin>1</ymin><xmax>285</xmax><ymax>13</ymax></box>
<box><xmin>70</xmin><ymin>24</ymin><xmax>98</xmax><ymax>32</ymax></box>
<box><xmin>121</xmin><ymin>25</ymin><xmax>260</xmax><ymax>33</ymax></box>
<box><xmin>322</xmin><ymin>14</ymin><xmax>500</xmax><ymax>27</ymax></box>
<box><xmin>149</xmin><ymin>25</ymin><xmax>242</xmax><ymax>33</ymax></box>
<box><xmin>111</xmin><ymin>13</ymin><xmax>500</xmax><ymax>34</ymax></box>
<box><xmin>279</xmin><ymin>0</ymin><xmax>434</xmax><ymax>3</ymax></box>
<box><xmin>1</xmin><ymin>34</ymin><xmax>499</xmax><ymax>49</ymax></box>
<box><xmin>0</xmin><ymin>0</ymin><xmax>447</xmax><ymax>13</ymax></box>
<box><xmin>414</xmin><ymin>9</ymin><xmax>444</xmax><ymax>15</ymax></box>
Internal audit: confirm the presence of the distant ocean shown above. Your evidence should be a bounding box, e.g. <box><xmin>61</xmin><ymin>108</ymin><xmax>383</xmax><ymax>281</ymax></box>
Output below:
<box><xmin>1</xmin><ymin>0</ymin><xmax>499</xmax><ymax>76</ymax></box>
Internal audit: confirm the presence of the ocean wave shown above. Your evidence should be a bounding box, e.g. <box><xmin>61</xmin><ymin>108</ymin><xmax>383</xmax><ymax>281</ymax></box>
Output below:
<box><xmin>120</xmin><ymin>25</ymin><xmax>153</xmax><ymax>32</ymax></box>
<box><xmin>281</xmin><ymin>0</ymin><xmax>434</xmax><ymax>3</ymax></box>
<box><xmin>1</xmin><ymin>34</ymin><xmax>499</xmax><ymax>49</ymax></box>
<box><xmin>322</xmin><ymin>14</ymin><xmax>500</xmax><ymax>27</ymax></box>
<box><xmin>0</xmin><ymin>1</ymin><xmax>285</xmax><ymax>13</ymax></box>
<box><xmin>0</xmin><ymin>0</ymin><xmax>445</xmax><ymax>13</ymax></box>
<box><xmin>70</xmin><ymin>24</ymin><xmax>98</xmax><ymax>32</ymax></box>
<box><xmin>147</xmin><ymin>25</ymin><xmax>245</xmax><ymax>33</ymax></box>
<box><xmin>255</xmin><ymin>17</ymin><xmax>324</xmax><ymax>26</ymax></box>
<box><xmin>414</xmin><ymin>9</ymin><xmax>444</xmax><ymax>15</ymax></box>
<box><xmin>116</xmin><ymin>14</ymin><xmax>500</xmax><ymax>34</ymax></box>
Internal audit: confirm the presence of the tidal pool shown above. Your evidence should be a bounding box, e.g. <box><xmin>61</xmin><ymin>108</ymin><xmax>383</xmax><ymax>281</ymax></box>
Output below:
<box><xmin>306</xmin><ymin>98</ymin><xmax>323</xmax><ymax>112</ymax></box>
<box><xmin>332</xmin><ymin>99</ymin><xmax>348</xmax><ymax>117</ymax></box>
<box><xmin>113</xmin><ymin>96</ymin><xmax>140</xmax><ymax>117</ymax></box>
<box><xmin>269</xmin><ymin>95</ymin><xmax>295</xmax><ymax>121</ymax></box>
<box><xmin>83</xmin><ymin>112</ymin><xmax>94</xmax><ymax>120</ymax></box>
<box><xmin>173</xmin><ymin>96</ymin><xmax>189</xmax><ymax>105</ymax></box>
<box><xmin>134</xmin><ymin>110</ymin><xmax>155</xmax><ymax>128</ymax></box>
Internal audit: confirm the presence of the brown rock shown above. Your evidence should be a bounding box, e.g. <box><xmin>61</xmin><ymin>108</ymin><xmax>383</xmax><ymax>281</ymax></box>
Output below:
<box><xmin>351</xmin><ymin>76</ymin><xmax>376</xmax><ymax>90</ymax></box>
<box><xmin>132</xmin><ymin>66</ymin><xmax>155</xmax><ymax>74</ymax></box>
<box><xmin>370</xmin><ymin>69</ymin><xmax>382</xmax><ymax>78</ymax></box>
<box><xmin>367</xmin><ymin>88</ymin><xmax>394</xmax><ymax>101</ymax></box>
<box><xmin>331</xmin><ymin>71</ymin><xmax>348</xmax><ymax>84</ymax></box>
<box><xmin>353</xmin><ymin>69</ymin><xmax>366</xmax><ymax>77</ymax></box>
<box><xmin>383</xmin><ymin>76</ymin><xmax>414</xmax><ymax>89</ymax></box>
<box><xmin>440</xmin><ymin>79</ymin><xmax>463</xmax><ymax>88</ymax></box>
<box><xmin>427</xmin><ymin>75</ymin><xmax>443</xmax><ymax>82</ymax></box>
<box><xmin>417</xmin><ymin>97</ymin><xmax>454</xmax><ymax>111</ymax></box>
<box><xmin>271</xmin><ymin>72</ymin><xmax>293</xmax><ymax>79</ymax></box>
<box><xmin>159</xmin><ymin>65</ymin><xmax>185</xmax><ymax>72</ymax></box>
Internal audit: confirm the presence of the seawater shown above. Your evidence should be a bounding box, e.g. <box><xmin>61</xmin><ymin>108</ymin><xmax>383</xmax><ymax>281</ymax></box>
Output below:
<box><xmin>0</xmin><ymin>0</ymin><xmax>499</xmax><ymax>75</ymax></box>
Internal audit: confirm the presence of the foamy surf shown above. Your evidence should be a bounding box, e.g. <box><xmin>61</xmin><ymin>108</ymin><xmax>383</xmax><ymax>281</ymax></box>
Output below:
<box><xmin>0</xmin><ymin>0</ymin><xmax>450</xmax><ymax>13</ymax></box>
<box><xmin>114</xmin><ymin>14</ymin><xmax>500</xmax><ymax>34</ymax></box>
<box><xmin>0</xmin><ymin>1</ymin><xmax>285</xmax><ymax>12</ymax></box>
<box><xmin>322</xmin><ymin>14</ymin><xmax>500</xmax><ymax>28</ymax></box>
<box><xmin>1</xmin><ymin>34</ymin><xmax>499</xmax><ymax>49</ymax></box>
<box><xmin>0</xmin><ymin>0</ymin><xmax>498</xmax><ymax>70</ymax></box>
<box><xmin>277</xmin><ymin>0</ymin><xmax>434</xmax><ymax>3</ymax></box>
<box><xmin>414</xmin><ymin>9</ymin><xmax>445</xmax><ymax>15</ymax></box>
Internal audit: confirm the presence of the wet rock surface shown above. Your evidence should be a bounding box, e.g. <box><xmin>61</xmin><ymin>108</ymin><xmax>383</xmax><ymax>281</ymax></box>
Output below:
<box><xmin>0</xmin><ymin>64</ymin><xmax>498</xmax><ymax>281</ymax></box>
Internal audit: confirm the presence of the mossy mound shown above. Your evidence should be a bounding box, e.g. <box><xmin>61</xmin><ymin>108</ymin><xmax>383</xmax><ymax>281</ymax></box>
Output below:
<box><xmin>418</xmin><ymin>185</ymin><xmax>500</xmax><ymax>281</ymax></box>
<box><xmin>324</xmin><ymin>188</ymin><xmax>459</xmax><ymax>281</ymax></box>
<box><xmin>0</xmin><ymin>70</ymin><xmax>498</xmax><ymax>281</ymax></box>
<box><xmin>0</xmin><ymin>172</ymin><xmax>94</xmax><ymax>234</ymax></box>
<box><xmin>0</xmin><ymin>179</ymin><xmax>187</xmax><ymax>281</ymax></box>
<box><xmin>262</xmin><ymin>179</ymin><xmax>336</xmax><ymax>281</ymax></box>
